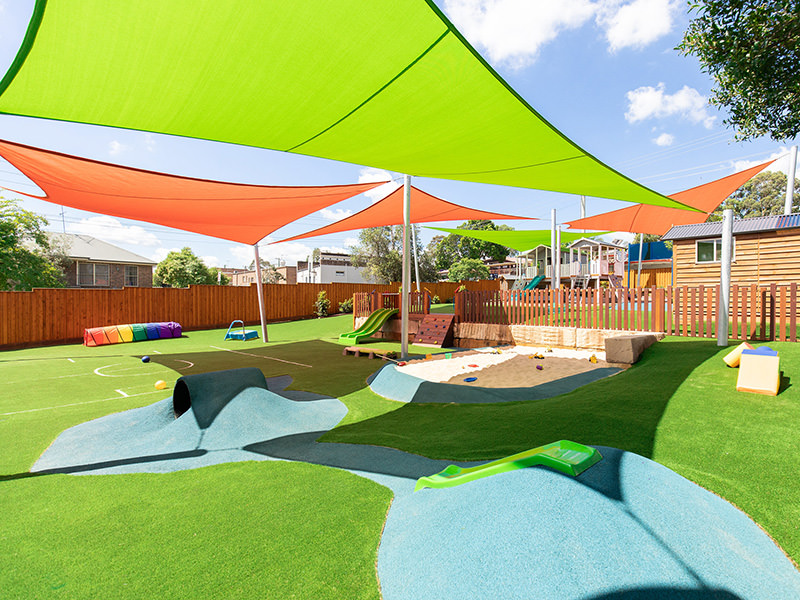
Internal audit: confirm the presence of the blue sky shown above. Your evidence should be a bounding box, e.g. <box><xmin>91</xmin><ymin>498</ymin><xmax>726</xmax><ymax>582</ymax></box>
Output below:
<box><xmin>0</xmin><ymin>0</ymin><xmax>796</xmax><ymax>269</ymax></box>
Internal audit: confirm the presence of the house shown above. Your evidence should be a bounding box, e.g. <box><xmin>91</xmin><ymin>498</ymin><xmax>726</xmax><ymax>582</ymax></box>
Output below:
<box><xmin>662</xmin><ymin>213</ymin><xmax>800</xmax><ymax>287</ymax></box>
<box><xmin>51</xmin><ymin>233</ymin><xmax>156</xmax><ymax>288</ymax></box>
<box><xmin>297</xmin><ymin>252</ymin><xmax>379</xmax><ymax>284</ymax></box>
<box><xmin>565</xmin><ymin>238</ymin><xmax>627</xmax><ymax>288</ymax></box>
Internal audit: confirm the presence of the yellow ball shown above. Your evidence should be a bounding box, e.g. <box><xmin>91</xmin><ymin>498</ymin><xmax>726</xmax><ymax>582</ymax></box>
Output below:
<box><xmin>155</xmin><ymin>380</ymin><xmax>167</xmax><ymax>390</ymax></box>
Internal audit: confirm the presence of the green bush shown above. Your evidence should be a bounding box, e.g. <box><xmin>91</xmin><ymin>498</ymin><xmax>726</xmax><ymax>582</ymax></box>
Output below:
<box><xmin>432</xmin><ymin>295</ymin><xmax>440</xmax><ymax>304</ymax></box>
<box><xmin>339</xmin><ymin>297</ymin><xmax>353</xmax><ymax>313</ymax></box>
<box><xmin>314</xmin><ymin>291</ymin><xmax>331</xmax><ymax>318</ymax></box>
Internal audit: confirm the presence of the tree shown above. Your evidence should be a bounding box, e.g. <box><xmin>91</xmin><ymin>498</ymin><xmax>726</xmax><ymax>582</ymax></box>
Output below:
<box><xmin>350</xmin><ymin>225</ymin><xmax>436</xmax><ymax>284</ymax></box>
<box><xmin>448</xmin><ymin>257</ymin><xmax>490</xmax><ymax>282</ymax></box>
<box><xmin>248</xmin><ymin>258</ymin><xmax>284</xmax><ymax>284</ymax></box>
<box><xmin>153</xmin><ymin>247</ymin><xmax>223</xmax><ymax>287</ymax></box>
<box><xmin>0</xmin><ymin>197</ymin><xmax>67</xmax><ymax>291</ymax></box>
<box><xmin>707</xmin><ymin>171</ymin><xmax>799</xmax><ymax>220</ymax></box>
<box><xmin>428</xmin><ymin>220</ymin><xmax>514</xmax><ymax>271</ymax></box>
<box><xmin>678</xmin><ymin>0</ymin><xmax>800</xmax><ymax>140</ymax></box>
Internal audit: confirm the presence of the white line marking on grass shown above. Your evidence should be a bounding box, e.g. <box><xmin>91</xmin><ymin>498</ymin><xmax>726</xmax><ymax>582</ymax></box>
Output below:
<box><xmin>152</xmin><ymin>350</ymin><xmax>162</xmax><ymax>354</ymax></box>
<box><xmin>175</xmin><ymin>360</ymin><xmax>194</xmax><ymax>370</ymax></box>
<box><xmin>115</xmin><ymin>389</ymin><xmax>129</xmax><ymax>397</ymax></box>
<box><xmin>209</xmin><ymin>345</ymin><xmax>312</xmax><ymax>368</ymax></box>
<box><xmin>1</xmin><ymin>390</ymin><xmax>162</xmax><ymax>416</ymax></box>
<box><xmin>67</xmin><ymin>358</ymin><xmax>75</xmax><ymax>363</ymax></box>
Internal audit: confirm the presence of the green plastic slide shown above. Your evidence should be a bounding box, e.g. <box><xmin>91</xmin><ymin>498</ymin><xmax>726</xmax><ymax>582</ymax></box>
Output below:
<box><xmin>414</xmin><ymin>440</ymin><xmax>602</xmax><ymax>491</ymax></box>
<box><xmin>338</xmin><ymin>308</ymin><xmax>399</xmax><ymax>344</ymax></box>
<box><xmin>523</xmin><ymin>275</ymin><xmax>544</xmax><ymax>290</ymax></box>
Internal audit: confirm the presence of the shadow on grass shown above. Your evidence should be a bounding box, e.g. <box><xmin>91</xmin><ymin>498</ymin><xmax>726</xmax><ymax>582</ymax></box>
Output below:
<box><xmin>321</xmin><ymin>339</ymin><xmax>721</xmax><ymax>461</ymax></box>
<box><xmin>145</xmin><ymin>339</ymin><xmax>383</xmax><ymax>398</ymax></box>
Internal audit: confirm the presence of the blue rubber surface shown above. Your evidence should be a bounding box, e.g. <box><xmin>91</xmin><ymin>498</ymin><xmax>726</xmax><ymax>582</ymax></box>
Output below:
<box><xmin>33</xmin><ymin>378</ymin><xmax>800</xmax><ymax>599</ymax></box>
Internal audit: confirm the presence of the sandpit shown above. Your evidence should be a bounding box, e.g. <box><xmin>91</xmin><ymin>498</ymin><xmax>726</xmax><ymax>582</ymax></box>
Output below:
<box><xmin>399</xmin><ymin>346</ymin><xmax>627</xmax><ymax>388</ymax></box>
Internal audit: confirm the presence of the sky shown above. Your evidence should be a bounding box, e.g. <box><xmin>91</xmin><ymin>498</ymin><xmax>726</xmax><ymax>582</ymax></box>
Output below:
<box><xmin>0</xmin><ymin>0</ymin><xmax>796</xmax><ymax>270</ymax></box>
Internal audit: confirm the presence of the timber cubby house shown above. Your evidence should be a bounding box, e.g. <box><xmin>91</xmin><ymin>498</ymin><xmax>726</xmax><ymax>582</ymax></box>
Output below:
<box><xmin>662</xmin><ymin>213</ymin><xmax>800</xmax><ymax>287</ymax></box>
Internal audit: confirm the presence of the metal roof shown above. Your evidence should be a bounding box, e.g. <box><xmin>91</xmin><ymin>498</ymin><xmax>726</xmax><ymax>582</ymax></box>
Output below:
<box><xmin>662</xmin><ymin>213</ymin><xmax>800</xmax><ymax>240</ymax></box>
<box><xmin>50</xmin><ymin>233</ymin><xmax>157</xmax><ymax>265</ymax></box>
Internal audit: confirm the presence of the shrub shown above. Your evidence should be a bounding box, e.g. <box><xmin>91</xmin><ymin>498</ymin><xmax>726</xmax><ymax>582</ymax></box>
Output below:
<box><xmin>431</xmin><ymin>295</ymin><xmax>440</xmax><ymax>304</ymax></box>
<box><xmin>314</xmin><ymin>291</ymin><xmax>331</xmax><ymax>318</ymax></box>
<box><xmin>339</xmin><ymin>297</ymin><xmax>353</xmax><ymax>313</ymax></box>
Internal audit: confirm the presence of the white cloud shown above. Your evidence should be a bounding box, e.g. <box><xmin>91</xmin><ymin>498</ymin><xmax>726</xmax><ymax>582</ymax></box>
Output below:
<box><xmin>108</xmin><ymin>140</ymin><xmax>127</xmax><ymax>156</ymax></box>
<box><xmin>151</xmin><ymin>247</ymin><xmax>180</xmax><ymax>263</ymax></box>
<box><xmin>597</xmin><ymin>0</ymin><xmax>679</xmax><ymax>52</ymax></box>
<box><xmin>358</xmin><ymin>167</ymin><xmax>398</xmax><ymax>203</ymax></box>
<box><xmin>733</xmin><ymin>147</ymin><xmax>799</xmax><ymax>177</ymax></box>
<box><xmin>201</xmin><ymin>255</ymin><xmax>221</xmax><ymax>268</ymax></box>
<box><xmin>144</xmin><ymin>133</ymin><xmax>157</xmax><ymax>153</ymax></box>
<box><xmin>69</xmin><ymin>216</ymin><xmax>161</xmax><ymax>246</ymax></box>
<box><xmin>625</xmin><ymin>83</ymin><xmax>716</xmax><ymax>128</ymax></box>
<box><xmin>319</xmin><ymin>207</ymin><xmax>353</xmax><ymax>221</ymax></box>
<box><xmin>344</xmin><ymin>237</ymin><xmax>359</xmax><ymax>248</ymax></box>
<box><xmin>319</xmin><ymin>245</ymin><xmax>350</xmax><ymax>255</ymax></box>
<box><xmin>444</xmin><ymin>0</ymin><xmax>596</xmax><ymax>68</ymax></box>
<box><xmin>652</xmin><ymin>132</ymin><xmax>674</xmax><ymax>146</ymax></box>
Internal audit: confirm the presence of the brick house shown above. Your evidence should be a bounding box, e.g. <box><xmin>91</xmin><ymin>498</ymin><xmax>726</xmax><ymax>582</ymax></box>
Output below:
<box><xmin>52</xmin><ymin>233</ymin><xmax>156</xmax><ymax>288</ymax></box>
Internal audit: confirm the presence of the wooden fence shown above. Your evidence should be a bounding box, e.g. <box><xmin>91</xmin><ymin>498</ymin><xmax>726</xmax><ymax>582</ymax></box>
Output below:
<box><xmin>0</xmin><ymin>280</ymin><xmax>500</xmax><ymax>349</ymax></box>
<box><xmin>454</xmin><ymin>283</ymin><xmax>800</xmax><ymax>342</ymax></box>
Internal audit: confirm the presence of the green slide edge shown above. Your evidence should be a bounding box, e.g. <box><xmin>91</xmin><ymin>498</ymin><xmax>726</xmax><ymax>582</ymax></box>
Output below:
<box><xmin>414</xmin><ymin>440</ymin><xmax>602</xmax><ymax>491</ymax></box>
<box><xmin>338</xmin><ymin>308</ymin><xmax>399</xmax><ymax>344</ymax></box>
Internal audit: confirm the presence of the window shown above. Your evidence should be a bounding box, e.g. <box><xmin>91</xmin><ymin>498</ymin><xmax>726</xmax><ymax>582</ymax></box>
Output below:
<box><xmin>695</xmin><ymin>239</ymin><xmax>734</xmax><ymax>263</ymax></box>
<box><xmin>78</xmin><ymin>262</ymin><xmax>110</xmax><ymax>286</ymax></box>
<box><xmin>125</xmin><ymin>265</ymin><xmax>138</xmax><ymax>287</ymax></box>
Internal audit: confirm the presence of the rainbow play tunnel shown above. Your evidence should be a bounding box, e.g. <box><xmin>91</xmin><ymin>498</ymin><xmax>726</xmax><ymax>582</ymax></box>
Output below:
<box><xmin>84</xmin><ymin>322</ymin><xmax>182</xmax><ymax>347</ymax></box>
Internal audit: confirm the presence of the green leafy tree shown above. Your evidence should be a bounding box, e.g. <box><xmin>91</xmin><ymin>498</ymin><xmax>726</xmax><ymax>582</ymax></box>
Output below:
<box><xmin>707</xmin><ymin>171</ymin><xmax>799</xmax><ymax>220</ymax></box>
<box><xmin>153</xmin><ymin>247</ymin><xmax>222</xmax><ymax>287</ymax></box>
<box><xmin>350</xmin><ymin>225</ymin><xmax>435</xmax><ymax>283</ymax></box>
<box><xmin>248</xmin><ymin>258</ymin><xmax>284</xmax><ymax>284</ymax></box>
<box><xmin>0</xmin><ymin>198</ymin><xmax>67</xmax><ymax>290</ymax></box>
<box><xmin>429</xmin><ymin>220</ymin><xmax>514</xmax><ymax>271</ymax></box>
<box><xmin>448</xmin><ymin>257</ymin><xmax>490</xmax><ymax>281</ymax></box>
<box><xmin>678</xmin><ymin>0</ymin><xmax>800</xmax><ymax>140</ymax></box>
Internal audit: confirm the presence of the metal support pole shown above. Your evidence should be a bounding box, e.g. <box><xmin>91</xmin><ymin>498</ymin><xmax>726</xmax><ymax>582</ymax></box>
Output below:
<box><xmin>555</xmin><ymin>226</ymin><xmax>561</xmax><ymax>289</ymax></box>
<box><xmin>401</xmin><ymin>175</ymin><xmax>411</xmax><ymax>360</ymax></box>
<box><xmin>411</xmin><ymin>223</ymin><xmax>421</xmax><ymax>293</ymax></box>
<box><xmin>253</xmin><ymin>244</ymin><xmax>268</xmax><ymax>342</ymax></box>
<box><xmin>550</xmin><ymin>209</ymin><xmax>556</xmax><ymax>289</ymax></box>
<box><xmin>785</xmin><ymin>145</ymin><xmax>797</xmax><ymax>215</ymax></box>
<box><xmin>718</xmin><ymin>209</ymin><xmax>733</xmax><ymax>346</ymax></box>
<box><xmin>637</xmin><ymin>239</ymin><xmax>644</xmax><ymax>287</ymax></box>
<box><xmin>580</xmin><ymin>196</ymin><xmax>586</xmax><ymax>233</ymax></box>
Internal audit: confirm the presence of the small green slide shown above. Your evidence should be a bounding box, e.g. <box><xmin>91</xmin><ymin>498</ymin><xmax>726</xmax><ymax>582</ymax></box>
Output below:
<box><xmin>414</xmin><ymin>440</ymin><xmax>601</xmax><ymax>491</ymax></box>
<box><xmin>523</xmin><ymin>275</ymin><xmax>544</xmax><ymax>290</ymax></box>
<box><xmin>338</xmin><ymin>308</ymin><xmax>399</xmax><ymax>344</ymax></box>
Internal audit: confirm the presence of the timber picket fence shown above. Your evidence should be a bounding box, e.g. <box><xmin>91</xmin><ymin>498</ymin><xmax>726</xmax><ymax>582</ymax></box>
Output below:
<box><xmin>0</xmin><ymin>280</ymin><xmax>500</xmax><ymax>349</ymax></box>
<box><xmin>454</xmin><ymin>284</ymin><xmax>800</xmax><ymax>342</ymax></box>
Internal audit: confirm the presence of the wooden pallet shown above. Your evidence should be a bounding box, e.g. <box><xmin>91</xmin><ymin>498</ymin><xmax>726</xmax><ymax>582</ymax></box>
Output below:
<box><xmin>343</xmin><ymin>346</ymin><xmax>389</xmax><ymax>359</ymax></box>
<box><xmin>413</xmin><ymin>314</ymin><xmax>455</xmax><ymax>348</ymax></box>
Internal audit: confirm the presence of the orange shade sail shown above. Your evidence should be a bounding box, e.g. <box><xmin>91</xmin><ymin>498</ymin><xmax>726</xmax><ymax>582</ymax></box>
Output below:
<box><xmin>564</xmin><ymin>161</ymin><xmax>775</xmax><ymax>236</ymax></box>
<box><xmin>275</xmin><ymin>184</ymin><xmax>534</xmax><ymax>243</ymax></box>
<box><xmin>0</xmin><ymin>139</ymin><xmax>385</xmax><ymax>245</ymax></box>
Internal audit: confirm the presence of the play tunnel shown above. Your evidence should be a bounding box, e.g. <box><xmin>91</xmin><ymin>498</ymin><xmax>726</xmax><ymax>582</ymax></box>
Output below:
<box><xmin>172</xmin><ymin>367</ymin><xmax>268</xmax><ymax>429</ymax></box>
<box><xmin>83</xmin><ymin>321</ymin><xmax>182</xmax><ymax>347</ymax></box>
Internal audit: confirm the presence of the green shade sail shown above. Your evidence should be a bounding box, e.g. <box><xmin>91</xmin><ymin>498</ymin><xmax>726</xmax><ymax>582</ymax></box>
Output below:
<box><xmin>427</xmin><ymin>227</ymin><xmax>607</xmax><ymax>252</ymax></box>
<box><xmin>0</xmin><ymin>1</ymin><xmax>693</xmax><ymax>211</ymax></box>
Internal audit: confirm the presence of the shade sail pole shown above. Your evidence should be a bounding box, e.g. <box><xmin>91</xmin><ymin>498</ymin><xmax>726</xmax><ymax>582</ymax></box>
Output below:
<box><xmin>411</xmin><ymin>223</ymin><xmax>421</xmax><ymax>293</ymax></box>
<box><xmin>785</xmin><ymin>145</ymin><xmax>797</xmax><ymax>215</ymax></box>
<box><xmin>253</xmin><ymin>244</ymin><xmax>268</xmax><ymax>342</ymax></box>
<box><xmin>718</xmin><ymin>208</ymin><xmax>733</xmax><ymax>346</ymax></box>
<box><xmin>401</xmin><ymin>175</ymin><xmax>411</xmax><ymax>360</ymax></box>
<box><xmin>550</xmin><ymin>209</ymin><xmax>556</xmax><ymax>289</ymax></box>
<box><xmin>637</xmin><ymin>239</ymin><xmax>643</xmax><ymax>286</ymax></box>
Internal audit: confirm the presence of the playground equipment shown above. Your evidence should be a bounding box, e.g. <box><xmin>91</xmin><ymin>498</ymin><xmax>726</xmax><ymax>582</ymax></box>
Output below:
<box><xmin>338</xmin><ymin>308</ymin><xmax>398</xmax><ymax>344</ymax></box>
<box><xmin>736</xmin><ymin>347</ymin><xmax>780</xmax><ymax>396</ymax></box>
<box><xmin>414</xmin><ymin>440</ymin><xmax>601</xmax><ymax>491</ymax></box>
<box><xmin>523</xmin><ymin>275</ymin><xmax>544</xmax><ymax>290</ymax></box>
<box><xmin>224</xmin><ymin>320</ymin><xmax>259</xmax><ymax>341</ymax></box>
<box><xmin>723</xmin><ymin>342</ymin><xmax>753</xmax><ymax>368</ymax></box>
<box><xmin>84</xmin><ymin>322</ymin><xmax>181</xmax><ymax>346</ymax></box>
<box><xmin>173</xmin><ymin>367</ymin><xmax>267</xmax><ymax>428</ymax></box>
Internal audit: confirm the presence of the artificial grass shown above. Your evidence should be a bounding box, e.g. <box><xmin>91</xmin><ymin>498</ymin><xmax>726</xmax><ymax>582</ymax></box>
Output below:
<box><xmin>0</xmin><ymin>461</ymin><xmax>391</xmax><ymax>599</ymax></box>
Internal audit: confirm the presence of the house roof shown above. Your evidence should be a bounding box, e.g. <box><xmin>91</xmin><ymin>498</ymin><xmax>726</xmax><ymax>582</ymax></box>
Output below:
<box><xmin>662</xmin><ymin>213</ymin><xmax>800</xmax><ymax>241</ymax></box>
<box><xmin>51</xmin><ymin>233</ymin><xmax>157</xmax><ymax>265</ymax></box>
<box><xmin>567</xmin><ymin>237</ymin><xmax>626</xmax><ymax>249</ymax></box>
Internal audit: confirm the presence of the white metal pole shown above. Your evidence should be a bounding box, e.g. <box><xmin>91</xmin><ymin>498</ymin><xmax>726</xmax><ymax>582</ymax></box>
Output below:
<box><xmin>637</xmin><ymin>238</ymin><xmax>644</xmax><ymax>287</ymax></box>
<box><xmin>718</xmin><ymin>209</ymin><xmax>733</xmax><ymax>346</ymax></box>
<box><xmin>784</xmin><ymin>145</ymin><xmax>797</xmax><ymax>215</ymax></box>
<box><xmin>253</xmin><ymin>244</ymin><xmax>268</xmax><ymax>342</ymax></box>
<box><xmin>411</xmin><ymin>223</ymin><xmax>421</xmax><ymax>293</ymax></box>
<box><xmin>555</xmin><ymin>226</ymin><xmax>561</xmax><ymax>289</ymax></box>
<box><xmin>580</xmin><ymin>196</ymin><xmax>586</xmax><ymax>233</ymax></box>
<box><xmin>550</xmin><ymin>209</ymin><xmax>556</xmax><ymax>289</ymax></box>
<box><xmin>401</xmin><ymin>175</ymin><xmax>411</xmax><ymax>360</ymax></box>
